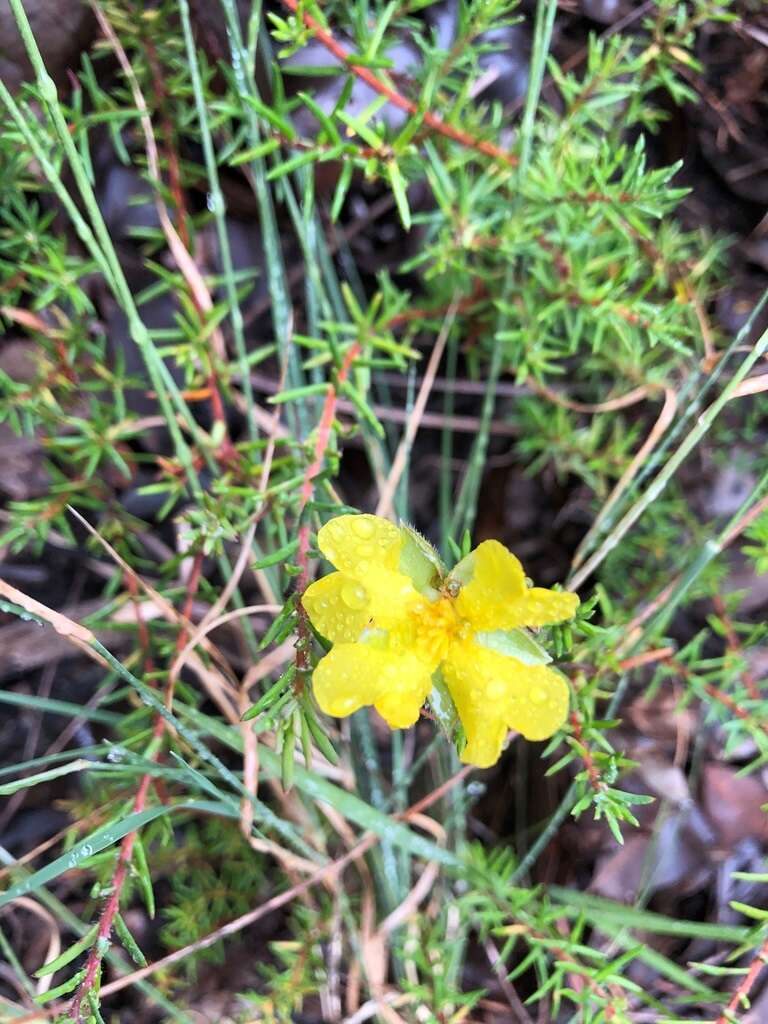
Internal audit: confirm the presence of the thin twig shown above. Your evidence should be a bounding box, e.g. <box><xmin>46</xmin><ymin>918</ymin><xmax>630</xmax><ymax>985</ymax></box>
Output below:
<box><xmin>375</xmin><ymin>299</ymin><xmax>459</xmax><ymax>518</ymax></box>
<box><xmin>295</xmin><ymin>342</ymin><xmax>362</xmax><ymax>681</ymax></box>
<box><xmin>715</xmin><ymin>934</ymin><xmax>768</xmax><ymax>1024</ymax></box>
<box><xmin>569</xmin><ymin>387</ymin><xmax>677</xmax><ymax>581</ymax></box>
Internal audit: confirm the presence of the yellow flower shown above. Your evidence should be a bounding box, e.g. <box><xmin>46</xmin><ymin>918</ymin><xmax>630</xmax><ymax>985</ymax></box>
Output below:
<box><xmin>302</xmin><ymin>514</ymin><xmax>579</xmax><ymax>768</ymax></box>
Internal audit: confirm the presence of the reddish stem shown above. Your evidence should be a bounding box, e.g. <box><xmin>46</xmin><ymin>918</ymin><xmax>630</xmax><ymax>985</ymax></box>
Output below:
<box><xmin>68</xmin><ymin>746</ymin><xmax>159</xmax><ymax>1021</ymax></box>
<box><xmin>68</xmin><ymin>550</ymin><xmax>206</xmax><ymax>1021</ymax></box>
<box><xmin>666</xmin><ymin>657</ymin><xmax>768</xmax><ymax>740</ymax></box>
<box><xmin>569</xmin><ymin>710</ymin><xmax>606</xmax><ymax>796</ymax></box>
<box><xmin>279</xmin><ymin>0</ymin><xmax>517</xmax><ymax>167</ymax></box>
<box><xmin>716</xmin><ymin>935</ymin><xmax>768</xmax><ymax>1024</ymax></box>
<box><xmin>713</xmin><ymin>595</ymin><xmax>761</xmax><ymax>702</ymax></box>
<box><xmin>294</xmin><ymin>343</ymin><xmax>361</xmax><ymax>676</ymax></box>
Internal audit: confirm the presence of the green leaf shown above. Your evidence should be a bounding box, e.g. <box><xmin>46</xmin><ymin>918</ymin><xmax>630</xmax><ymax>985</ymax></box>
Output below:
<box><xmin>252</xmin><ymin>538</ymin><xmax>299</xmax><ymax>569</ymax></box>
<box><xmin>280</xmin><ymin>716</ymin><xmax>296</xmax><ymax>792</ymax></box>
<box><xmin>399</xmin><ymin>523</ymin><xmax>445</xmax><ymax>592</ymax></box>
<box><xmin>427</xmin><ymin>671</ymin><xmax>459</xmax><ymax>739</ymax></box>
<box><xmin>268</xmin><ymin>382</ymin><xmax>329</xmax><ymax>404</ymax></box>
<box><xmin>304</xmin><ymin>706</ymin><xmax>339</xmax><ymax>765</ymax></box>
<box><xmin>0</xmin><ymin>758</ymin><xmax>100</xmax><ymax>796</ymax></box>
<box><xmin>33</xmin><ymin>968</ymin><xmax>86</xmax><ymax>1004</ymax></box>
<box><xmin>386</xmin><ymin>160</ymin><xmax>411</xmax><ymax>230</ymax></box>
<box><xmin>242</xmin><ymin>664</ymin><xmax>296</xmax><ymax>721</ymax></box>
<box><xmin>730</xmin><ymin>901</ymin><xmax>768</xmax><ymax>922</ymax></box>
<box><xmin>0</xmin><ymin>800</ymin><xmax>237</xmax><ymax>909</ymax></box>
<box><xmin>34</xmin><ymin>925</ymin><xmax>98</xmax><ymax>977</ymax></box>
<box><xmin>114</xmin><ymin>913</ymin><xmax>147</xmax><ymax>966</ymax></box>
<box><xmin>474</xmin><ymin>629</ymin><xmax>553</xmax><ymax>665</ymax></box>
<box><xmin>132</xmin><ymin>834</ymin><xmax>155</xmax><ymax>919</ymax></box>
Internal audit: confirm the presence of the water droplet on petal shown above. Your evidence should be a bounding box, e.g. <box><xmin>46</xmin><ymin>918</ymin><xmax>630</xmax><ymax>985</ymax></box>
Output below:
<box><xmin>341</xmin><ymin>581</ymin><xmax>368</xmax><ymax>611</ymax></box>
<box><xmin>531</xmin><ymin>687</ymin><xmax>547</xmax><ymax>704</ymax></box>
<box><xmin>487</xmin><ymin>679</ymin><xmax>505</xmax><ymax>699</ymax></box>
<box><xmin>353</xmin><ymin>517</ymin><xmax>374</xmax><ymax>538</ymax></box>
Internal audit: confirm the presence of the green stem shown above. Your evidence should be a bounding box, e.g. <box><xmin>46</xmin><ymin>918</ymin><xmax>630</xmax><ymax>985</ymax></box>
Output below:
<box><xmin>3</xmin><ymin>0</ymin><xmax>204</xmax><ymax>496</ymax></box>
<box><xmin>450</xmin><ymin>271</ymin><xmax>511</xmax><ymax>541</ymax></box>
<box><xmin>217</xmin><ymin>0</ymin><xmax>305</xmax><ymax>432</ymax></box>
<box><xmin>178</xmin><ymin>0</ymin><xmax>256</xmax><ymax>440</ymax></box>
<box><xmin>517</xmin><ymin>0</ymin><xmax>558</xmax><ymax>176</ymax></box>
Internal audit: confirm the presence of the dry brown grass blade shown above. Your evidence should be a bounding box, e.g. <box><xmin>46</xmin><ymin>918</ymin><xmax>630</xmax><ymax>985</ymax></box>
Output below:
<box><xmin>532</xmin><ymin>381</ymin><xmax>653</xmax><ymax>414</ymax></box>
<box><xmin>1</xmin><ymin>897</ymin><xmax>61</xmax><ymax>997</ymax></box>
<box><xmin>569</xmin><ymin>386</ymin><xmax>678</xmax><ymax>584</ymax></box>
<box><xmin>67</xmin><ymin>506</ymin><xmax>241</xmax><ymax>719</ymax></box>
<box><xmin>731</xmin><ymin>372</ymin><xmax>768</xmax><ymax>398</ymax></box>
<box><xmin>375</xmin><ymin>299</ymin><xmax>459</xmax><ymax>519</ymax></box>
<box><xmin>168</xmin><ymin>602</ymin><xmax>280</xmax><ymax>696</ymax></box>
<box><xmin>0</xmin><ymin>579</ymin><xmax>100</xmax><ymax>663</ymax></box>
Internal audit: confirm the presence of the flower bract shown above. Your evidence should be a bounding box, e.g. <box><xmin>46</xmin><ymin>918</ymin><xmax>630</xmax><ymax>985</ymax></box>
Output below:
<box><xmin>302</xmin><ymin>514</ymin><xmax>579</xmax><ymax>768</ymax></box>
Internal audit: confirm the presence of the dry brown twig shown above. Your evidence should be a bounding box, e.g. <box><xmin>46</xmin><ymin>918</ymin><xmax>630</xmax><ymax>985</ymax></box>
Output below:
<box><xmin>375</xmin><ymin>298</ymin><xmax>460</xmax><ymax>518</ymax></box>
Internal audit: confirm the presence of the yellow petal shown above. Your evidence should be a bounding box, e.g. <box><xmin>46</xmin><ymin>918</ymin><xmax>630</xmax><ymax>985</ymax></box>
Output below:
<box><xmin>373</xmin><ymin>651</ymin><xmax>434</xmax><ymax>728</ymax></box>
<box><xmin>364</xmin><ymin>566</ymin><xmax>421</xmax><ymax>626</ymax></box>
<box><xmin>510</xmin><ymin>587</ymin><xmax>580</xmax><ymax>629</ymax></box>
<box><xmin>453</xmin><ymin>540</ymin><xmax>527</xmax><ymax>630</ymax></box>
<box><xmin>312</xmin><ymin>643</ymin><xmax>433</xmax><ymax>728</ymax></box>
<box><xmin>302</xmin><ymin>572</ymin><xmax>372</xmax><ymax>644</ymax></box>
<box><xmin>454</xmin><ymin>539</ymin><xmax>578</xmax><ymax>630</ymax></box>
<box><xmin>313</xmin><ymin>643</ymin><xmax>384</xmax><ymax>718</ymax></box>
<box><xmin>317</xmin><ymin>514</ymin><xmax>401</xmax><ymax>577</ymax></box>
<box><xmin>442</xmin><ymin>639</ymin><xmax>569</xmax><ymax>767</ymax></box>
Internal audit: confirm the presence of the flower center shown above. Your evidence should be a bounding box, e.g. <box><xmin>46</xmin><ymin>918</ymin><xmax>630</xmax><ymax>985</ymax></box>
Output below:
<box><xmin>411</xmin><ymin>596</ymin><xmax>468</xmax><ymax>665</ymax></box>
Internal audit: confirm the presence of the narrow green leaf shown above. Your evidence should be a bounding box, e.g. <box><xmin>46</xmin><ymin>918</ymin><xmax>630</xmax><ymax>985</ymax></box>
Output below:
<box><xmin>132</xmin><ymin>834</ymin><xmax>155</xmax><ymax>919</ymax></box>
<box><xmin>34</xmin><ymin>925</ymin><xmax>98</xmax><ymax>977</ymax></box>
<box><xmin>0</xmin><ymin>800</ymin><xmax>236</xmax><ymax>908</ymax></box>
<box><xmin>252</xmin><ymin>539</ymin><xmax>299</xmax><ymax>569</ymax></box>
<box><xmin>114</xmin><ymin>913</ymin><xmax>147</xmax><ymax>966</ymax></box>
<box><xmin>0</xmin><ymin>759</ymin><xmax>98</xmax><ymax>796</ymax></box>
<box><xmin>386</xmin><ymin>160</ymin><xmax>411</xmax><ymax>230</ymax></box>
<box><xmin>33</xmin><ymin>968</ymin><xmax>86</xmax><ymax>1003</ymax></box>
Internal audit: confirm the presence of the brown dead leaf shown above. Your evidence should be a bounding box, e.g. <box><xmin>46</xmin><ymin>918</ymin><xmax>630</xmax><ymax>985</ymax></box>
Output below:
<box><xmin>701</xmin><ymin>763</ymin><xmax>768</xmax><ymax>848</ymax></box>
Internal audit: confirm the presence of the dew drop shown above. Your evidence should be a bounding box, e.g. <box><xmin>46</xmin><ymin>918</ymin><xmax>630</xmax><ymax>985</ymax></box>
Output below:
<box><xmin>531</xmin><ymin>687</ymin><xmax>547</xmax><ymax>704</ymax></box>
<box><xmin>353</xmin><ymin>517</ymin><xmax>374</xmax><ymax>538</ymax></box>
<box><xmin>487</xmin><ymin>679</ymin><xmax>505</xmax><ymax>699</ymax></box>
<box><xmin>341</xmin><ymin>581</ymin><xmax>368</xmax><ymax>611</ymax></box>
